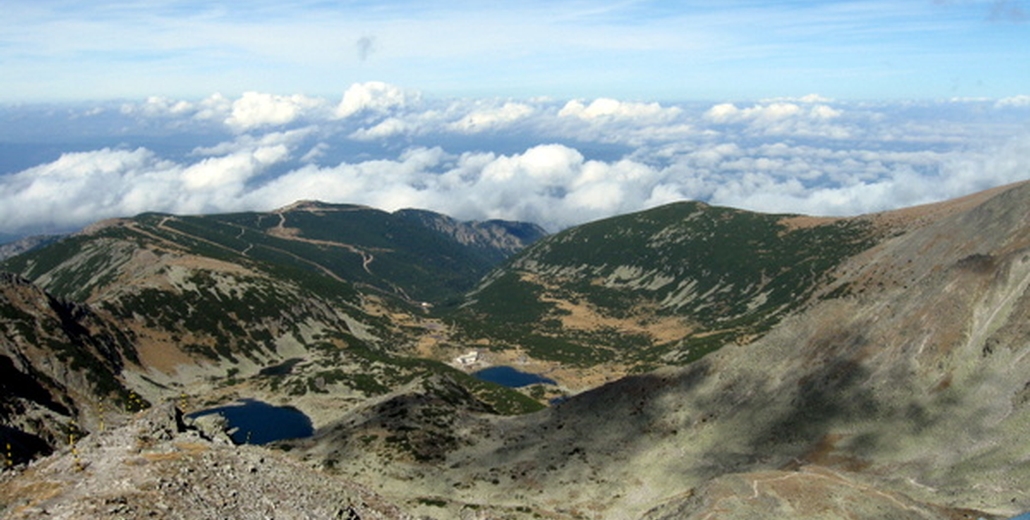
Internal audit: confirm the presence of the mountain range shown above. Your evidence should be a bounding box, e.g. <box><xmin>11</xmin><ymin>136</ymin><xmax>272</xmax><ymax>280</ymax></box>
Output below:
<box><xmin>2</xmin><ymin>181</ymin><xmax>1030</xmax><ymax>519</ymax></box>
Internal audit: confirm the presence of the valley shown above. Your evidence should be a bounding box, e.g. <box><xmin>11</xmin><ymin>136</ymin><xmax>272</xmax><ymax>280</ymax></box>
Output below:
<box><xmin>2</xmin><ymin>181</ymin><xmax>1030</xmax><ymax>519</ymax></box>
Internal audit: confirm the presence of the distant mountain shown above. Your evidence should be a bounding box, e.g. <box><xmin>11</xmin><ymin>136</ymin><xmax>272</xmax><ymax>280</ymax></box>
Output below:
<box><xmin>3</xmin><ymin>201</ymin><xmax>545</xmax><ymax>305</ymax></box>
<box><xmin>0</xmin><ymin>234</ymin><xmax>62</xmax><ymax>261</ymax></box>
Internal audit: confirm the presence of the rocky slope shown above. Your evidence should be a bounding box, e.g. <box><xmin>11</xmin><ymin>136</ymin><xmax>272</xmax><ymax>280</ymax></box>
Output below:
<box><xmin>0</xmin><ymin>273</ymin><xmax>138</xmax><ymax>465</ymax></box>
<box><xmin>0</xmin><ymin>402</ymin><xmax>412</xmax><ymax>519</ymax></box>
<box><xmin>296</xmin><ymin>181</ymin><xmax>1030</xmax><ymax>519</ymax></box>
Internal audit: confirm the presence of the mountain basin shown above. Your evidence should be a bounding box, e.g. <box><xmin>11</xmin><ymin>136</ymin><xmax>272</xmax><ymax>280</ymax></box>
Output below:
<box><xmin>472</xmin><ymin>366</ymin><xmax>556</xmax><ymax>388</ymax></box>
<box><xmin>187</xmin><ymin>398</ymin><xmax>313</xmax><ymax>445</ymax></box>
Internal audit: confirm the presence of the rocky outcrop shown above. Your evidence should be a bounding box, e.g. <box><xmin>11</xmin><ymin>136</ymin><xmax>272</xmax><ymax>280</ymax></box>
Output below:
<box><xmin>0</xmin><ymin>402</ymin><xmax>412</xmax><ymax>519</ymax></box>
<box><xmin>395</xmin><ymin>208</ymin><xmax>547</xmax><ymax>262</ymax></box>
<box><xmin>0</xmin><ymin>273</ymin><xmax>137</xmax><ymax>465</ymax></box>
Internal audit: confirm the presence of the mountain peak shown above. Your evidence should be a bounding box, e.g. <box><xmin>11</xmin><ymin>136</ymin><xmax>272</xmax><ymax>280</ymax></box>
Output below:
<box><xmin>274</xmin><ymin>200</ymin><xmax>373</xmax><ymax>213</ymax></box>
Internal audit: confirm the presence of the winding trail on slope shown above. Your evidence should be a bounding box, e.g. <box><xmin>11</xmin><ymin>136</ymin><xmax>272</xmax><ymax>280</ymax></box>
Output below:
<box><xmin>153</xmin><ymin>216</ymin><xmax>350</xmax><ymax>284</ymax></box>
<box><xmin>269</xmin><ymin>210</ymin><xmax>379</xmax><ymax>276</ymax></box>
<box><xmin>266</xmin><ymin>208</ymin><xmax>420</xmax><ymax>303</ymax></box>
<box><xmin>696</xmin><ymin>467</ymin><xmax>935</xmax><ymax>520</ymax></box>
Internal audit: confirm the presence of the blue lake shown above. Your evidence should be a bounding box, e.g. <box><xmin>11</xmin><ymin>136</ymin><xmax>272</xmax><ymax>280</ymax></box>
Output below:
<box><xmin>187</xmin><ymin>398</ymin><xmax>313</xmax><ymax>445</ymax></box>
<box><xmin>473</xmin><ymin>366</ymin><xmax>556</xmax><ymax>388</ymax></box>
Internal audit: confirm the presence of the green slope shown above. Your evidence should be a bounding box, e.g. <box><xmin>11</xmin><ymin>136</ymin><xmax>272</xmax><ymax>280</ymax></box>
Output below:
<box><xmin>453</xmin><ymin>201</ymin><xmax>879</xmax><ymax>367</ymax></box>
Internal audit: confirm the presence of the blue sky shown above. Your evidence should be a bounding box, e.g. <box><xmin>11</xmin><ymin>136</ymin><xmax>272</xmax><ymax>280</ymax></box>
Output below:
<box><xmin>0</xmin><ymin>2</ymin><xmax>1028</xmax><ymax>241</ymax></box>
<box><xmin>2</xmin><ymin>1</ymin><xmax>1027</xmax><ymax>101</ymax></box>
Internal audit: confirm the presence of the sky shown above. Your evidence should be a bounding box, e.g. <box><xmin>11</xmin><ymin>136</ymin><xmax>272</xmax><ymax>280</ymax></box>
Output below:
<box><xmin>3</xmin><ymin>0</ymin><xmax>1028</xmax><ymax>101</ymax></box>
<box><xmin>0</xmin><ymin>1</ymin><xmax>1028</xmax><ymax>241</ymax></box>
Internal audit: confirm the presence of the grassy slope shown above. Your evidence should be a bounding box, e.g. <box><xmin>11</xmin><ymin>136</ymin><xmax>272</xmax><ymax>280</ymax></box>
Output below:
<box><xmin>453</xmin><ymin>201</ymin><xmax>879</xmax><ymax>367</ymax></box>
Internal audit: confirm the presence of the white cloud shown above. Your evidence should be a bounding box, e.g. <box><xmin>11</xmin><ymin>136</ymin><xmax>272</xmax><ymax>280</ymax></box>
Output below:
<box><xmin>0</xmin><ymin>130</ymin><xmax>300</xmax><ymax>233</ymax></box>
<box><xmin>704</xmin><ymin>102</ymin><xmax>841</xmax><ymax>124</ymax></box>
<box><xmin>123</xmin><ymin>96</ymin><xmax>196</xmax><ymax>117</ymax></box>
<box><xmin>996</xmin><ymin>95</ymin><xmax>1030</xmax><ymax>108</ymax></box>
<box><xmin>0</xmin><ymin>148</ymin><xmax>177</xmax><ymax>232</ymax></box>
<box><xmin>703</xmin><ymin>101</ymin><xmax>848</xmax><ymax>138</ymax></box>
<box><xmin>335</xmin><ymin>82</ymin><xmax>418</xmax><ymax>119</ymax></box>
<box><xmin>225</xmin><ymin>92</ymin><xmax>327</xmax><ymax>131</ymax></box>
<box><xmin>348</xmin><ymin>117</ymin><xmax>417</xmax><ymax>140</ymax></box>
<box><xmin>118</xmin><ymin>92</ymin><xmax>319</xmax><ymax>131</ymax></box>
<box><xmin>190</xmin><ymin>129</ymin><xmax>312</xmax><ymax>157</ymax></box>
<box><xmin>559</xmin><ymin>98</ymin><xmax>681</xmax><ymax>122</ymax></box>
<box><xmin>300</xmin><ymin>143</ymin><xmax>329</xmax><ymax>163</ymax></box>
<box><xmin>760</xmin><ymin>94</ymin><xmax>834</xmax><ymax>104</ymax></box>
<box><xmin>550</xmin><ymin>98</ymin><xmax>694</xmax><ymax>146</ymax></box>
<box><xmin>194</xmin><ymin>93</ymin><xmax>233</xmax><ymax>122</ymax></box>
<box><xmin>447</xmin><ymin>102</ymin><xmax>534</xmax><ymax>133</ymax></box>
<box><xmin>182</xmin><ymin>144</ymin><xmax>289</xmax><ymax>190</ymax></box>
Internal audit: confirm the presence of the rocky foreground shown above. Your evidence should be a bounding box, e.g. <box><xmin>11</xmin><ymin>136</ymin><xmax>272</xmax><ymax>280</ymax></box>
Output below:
<box><xmin>0</xmin><ymin>402</ymin><xmax>412</xmax><ymax>520</ymax></box>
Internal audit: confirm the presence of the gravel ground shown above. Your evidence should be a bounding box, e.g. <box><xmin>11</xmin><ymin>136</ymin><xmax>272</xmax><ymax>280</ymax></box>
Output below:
<box><xmin>0</xmin><ymin>402</ymin><xmax>414</xmax><ymax>520</ymax></box>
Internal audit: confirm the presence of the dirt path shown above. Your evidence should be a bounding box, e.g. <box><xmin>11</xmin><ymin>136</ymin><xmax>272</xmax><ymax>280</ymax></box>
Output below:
<box><xmin>269</xmin><ymin>210</ymin><xmax>379</xmax><ymax>275</ymax></box>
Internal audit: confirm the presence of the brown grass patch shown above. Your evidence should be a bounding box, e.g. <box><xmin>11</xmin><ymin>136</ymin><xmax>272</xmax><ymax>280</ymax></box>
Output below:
<box><xmin>0</xmin><ymin>479</ymin><xmax>65</xmax><ymax>514</ymax></box>
<box><xmin>267</xmin><ymin>225</ymin><xmax>302</xmax><ymax>239</ymax></box>
<box><xmin>130</xmin><ymin>328</ymin><xmax>198</xmax><ymax>374</ymax></box>
<box><xmin>141</xmin><ymin>452</ymin><xmax>183</xmax><ymax>463</ymax></box>
<box><xmin>869</xmin><ymin>180</ymin><xmax>1028</xmax><ymax>233</ymax></box>
<box><xmin>520</xmin><ymin>272</ymin><xmax>695</xmax><ymax>344</ymax></box>
<box><xmin>788</xmin><ymin>433</ymin><xmax>871</xmax><ymax>473</ymax></box>
<box><xmin>549</xmin><ymin>297</ymin><xmax>694</xmax><ymax>343</ymax></box>
<box><xmin>172</xmin><ymin>442</ymin><xmax>210</xmax><ymax>454</ymax></box>
<box><xmin>778</xmin><ymin>215</ymin><xmax>842</xmax><ymax>232</ymax></box>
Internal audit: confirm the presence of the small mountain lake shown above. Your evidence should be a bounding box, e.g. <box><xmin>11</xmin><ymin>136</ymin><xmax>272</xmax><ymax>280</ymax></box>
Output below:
<box><xmin>187</xmin><ymin>398</ymin><xmax>313</xmax><ymax>445</ymax></box>
<box><xmin>473</xmin><ymin>366</ymin><xmax>556</xmax><ymax>387</ymax></box>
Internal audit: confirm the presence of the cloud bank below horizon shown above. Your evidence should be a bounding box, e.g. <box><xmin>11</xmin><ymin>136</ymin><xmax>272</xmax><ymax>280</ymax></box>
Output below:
<box><xmin>1</xmin><ymin>83</ymin><xmax>1029</xmax><ymax>238</ymax></box>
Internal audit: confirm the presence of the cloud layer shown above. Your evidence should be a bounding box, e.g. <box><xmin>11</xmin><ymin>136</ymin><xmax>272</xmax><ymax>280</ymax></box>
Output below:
<box><xmin>2</xmin><ymin>83</ymin><xmax>1029</xmax><ymax>237</ymax></box>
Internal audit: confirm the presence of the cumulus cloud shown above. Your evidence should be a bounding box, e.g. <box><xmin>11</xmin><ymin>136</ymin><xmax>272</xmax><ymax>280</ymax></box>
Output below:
<box><xmin>0</xmin><ymin>148</ymin><xmax>176</xmax><ymax>232</ymax></box>
<box><xmin>760</xmin><ymin>94</ymin><xmax>834</xmax><ymax>104</ymax></box>
<box><xmin>335</xmin><ymin>81</ymin><xmax>418</xmax><ymax>119</ymax></box>
<box><xmin>559</xmin><ymin>98</ymin><xmax>681</xmax><ymax>122</ymax></box>
<box><xmin>447</xmin><ymin>102</ymin><xmax>535</xmax><ymax>133</ymax></box>
<box><xmin>0</xmin><ymin>132</ymin><xmax>299</xmax><ymax>233</ymax></box>
<box><xmin>225</xmin><ymin>92</ymin><xmax>327</xmax><ymax>131</ymax></box>
<box><xmin>232</xmin><ymin>143</ymin><xmax>663</xmax><ymax>230</ymax></box>
<box><xmin>552</xmin><ymin>98</ymin><xmax>693</xmax><ymax>146</ymax></box>
<box><xmin>704</xmin><ymin>102</ymin><xmax>841</xmax><ymax>124</ymax></box>
<box><xmin>119</xmin><ymin>92</ymin><xmax>316</xmax><ymax>130</ymax></box>
<box><xmin>703</xmin><ymin>101</ymin><xmax>848</xmax><ymax>138</ymax></box>
<box><xmin>123</xmin><ymin>96</ymin><xmax>196</xmax><ymax>117</ymax></box>
<box><xmin>190</xmin><ymin>129</ymin><xmax>312</xmax><ymax>157</ymax></box>
<box><xmin>348</xmin><ymin>117</ymin><xmax>418</xmax><ymax>140</ymax></box>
